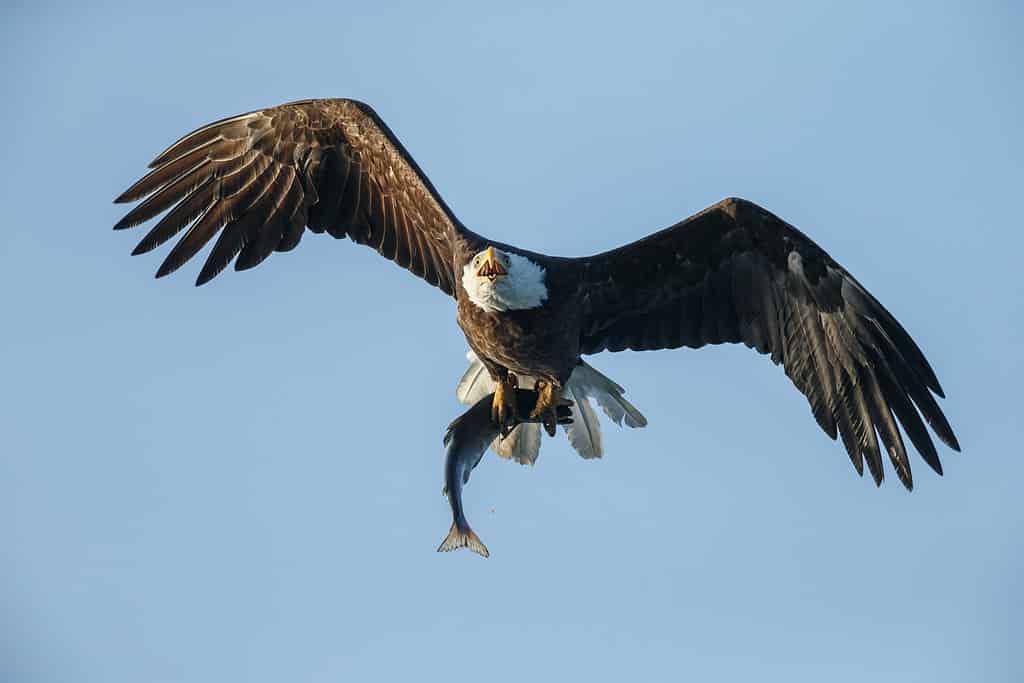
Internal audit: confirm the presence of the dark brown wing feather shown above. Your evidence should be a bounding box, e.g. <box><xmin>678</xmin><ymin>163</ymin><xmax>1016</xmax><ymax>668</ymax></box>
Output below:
<box><xmin>575</xmin><ymin>197</ymin><xmax>959</xmax><ymax>489</ymax></box>
<box><xmin>114</xmin><ymin>99</ymin><xmax>470</xmax><ymax>291</ymax></box>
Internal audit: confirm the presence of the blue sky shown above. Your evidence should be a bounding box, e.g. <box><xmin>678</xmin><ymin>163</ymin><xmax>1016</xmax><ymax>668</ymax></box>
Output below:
<box><xmin>2</xmin><ymin>1</ymin><xmax>1021</xmax><ymax>681</ymax></box>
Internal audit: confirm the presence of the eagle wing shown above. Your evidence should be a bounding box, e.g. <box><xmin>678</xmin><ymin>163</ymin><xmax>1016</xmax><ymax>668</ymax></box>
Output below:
<box><xmin>114</xmin><ymin>98</ymin><xmax>470</xmax><ymax>291</ymax></box>
<box><xmin>575</xmin><ymin>197</ymin><xmax>960</xmax><ymax>489</ymax></box>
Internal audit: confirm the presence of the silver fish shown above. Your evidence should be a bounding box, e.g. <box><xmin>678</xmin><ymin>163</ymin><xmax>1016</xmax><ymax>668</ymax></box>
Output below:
<box><xmin>438</xmin><ymin>388</ymin><xmax>572</xmax><ymax>558</ymax></box>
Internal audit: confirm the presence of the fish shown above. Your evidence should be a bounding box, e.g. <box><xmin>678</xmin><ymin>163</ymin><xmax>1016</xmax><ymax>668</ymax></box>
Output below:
<box><xmin>456</xmin><ymin>350</ymin><xmax>647</xmax><ymax>464</ymax></box>
<box><xmin>438</xmin><ymin>388</ymin><xmax>573</xmax><ymax>558</ymax></box>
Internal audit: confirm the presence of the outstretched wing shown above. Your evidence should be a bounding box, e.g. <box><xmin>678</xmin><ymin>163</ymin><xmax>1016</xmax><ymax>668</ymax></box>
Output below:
<box><xmin>114</xmin><ymin>98</ymin><xmax>470</xmax><ymax>291</ymax></box>
<box><xmin>575</xmin><ymin>197</ymin><xmax>959</xmax><ymax>489</ymax></box>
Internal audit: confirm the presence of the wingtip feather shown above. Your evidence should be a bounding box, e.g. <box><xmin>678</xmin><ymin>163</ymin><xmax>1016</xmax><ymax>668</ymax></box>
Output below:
<box><xmin>194</xmin><ymin>272</ymin><xmax>214</xmax><ymax>287</ymax></box>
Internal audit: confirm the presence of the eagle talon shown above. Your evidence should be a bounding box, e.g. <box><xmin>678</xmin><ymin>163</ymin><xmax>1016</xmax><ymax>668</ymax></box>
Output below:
<box><xmin>541</xmin><ymin>412</ymin><xmax>557</xmax><ymax>437</ymax></box>
<box><xmin>530</xmin><ymin>380</ymin><xmax>564</xmax><ymax>437</ymax></box>
<box><xmin>491</xmin><ymin>376</ymin><xmax>519</xmax><ymax>436</ymax></box>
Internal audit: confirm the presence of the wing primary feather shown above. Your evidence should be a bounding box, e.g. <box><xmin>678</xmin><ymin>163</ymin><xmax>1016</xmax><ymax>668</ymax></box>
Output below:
<box><xmin>196</xmin><ymin>201</ymin><xmax>273</xmax><ymax>285</ymax></box>
<box><xmin>850</xmin><ymin>367</ymin><xmax>883</xmax><ymax>479</ymax></box>
<box><xmin>195</xmin><ymin>223</ymin><xmax>246</xmax><ymax>286</ymax></box>
<box><xmin>870</xmin><ymin>322</ymin><xmax>961</xmax><ymax>452</ymax></box>
<box><xmin>235</xmin><ymin>169</ymin><xmax>297</xmax><ymax>271</ymax></box>
<box><xmin>844</xmin><ymin>278</ymin><xmax>945</xmax><ymax>397</ymax></box>
<box><xmin>148</xmin><ymin>113</ymin><xmax>257</xmax><ymax>169</ymax></box>
<box><xmin>862</xmin><ymin>359</ymin><xmax>913</xmax><ymax>490</ymax></box>
<box><xmin>791</xmin><ymin>299</ymin><xmax>838</xmax><ymax>439</ymax></box>
<box><xmin>852</xmin><ymin>366</ymin><xmax>886</xmax><ymax>486</ymax></box>
<box><xmin>833</xmin><ymin>370</ymin><xmax>864</xmax><ymax>476</ymax></box>
<box><xmin>153</xmin><ymin>180</ymin><xmax>261</xmax><ymax>279</ymax></box>
<box><xmin>114</xmin><ymin>140</ymin><xmax>218</xmax><ymax>204</ymax></box>
<box><xmin>873</xmin><ymin>355</ymin><xmax>945</xmax><ymax>476</ymax></box>
<box><xmin>115</xmin><ymin>161</ymin><xmax>214</xmax><ymax>230</ymax></box>
<box><xmin>155</xmin><ymin>201</ymin><xmax>216</xmax><ymax>279</ymax></box>
<box><xmin>155</xmin><ymin>212</ymin><xmax>220</xmax><ymax>278</ymax></box>
<box><xmin>131</xmin><ymin>175</ymin><xmax>216</xmax><ymax>255</ymax></box>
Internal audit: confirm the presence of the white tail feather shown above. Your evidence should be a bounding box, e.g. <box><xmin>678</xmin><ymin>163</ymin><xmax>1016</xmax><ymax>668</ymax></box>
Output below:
<box><xmin>493</xmin><ymin>423</ymin><xmax>542</xmax><ymax>465</ymax></box>
<box><xmin>561</xmin><ymin>382</ymin><xmax>603</xmax><ymax>459</ymax></box>
<box><xmin>456</xmin><ymin>351</ymin><xmax>495</xmax><ymax>404</ymax></box>
<box><xmin>573</xmin><ymin>362</ymin><xmax>648</xmax><ymax>428</ymax></box>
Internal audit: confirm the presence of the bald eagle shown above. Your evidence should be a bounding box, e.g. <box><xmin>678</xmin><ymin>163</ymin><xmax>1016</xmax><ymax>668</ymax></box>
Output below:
<box><xmin>114</xmin><ymin>98</ymin><xmax>959</xmax><ymax>489</ymax></box>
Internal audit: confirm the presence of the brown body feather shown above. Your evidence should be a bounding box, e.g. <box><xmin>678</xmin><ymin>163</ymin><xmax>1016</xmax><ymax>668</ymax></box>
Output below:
<box><xmin>455</xmin><ymin>261</ymin><xmax>583</xmax><ymax>387</ymax></box>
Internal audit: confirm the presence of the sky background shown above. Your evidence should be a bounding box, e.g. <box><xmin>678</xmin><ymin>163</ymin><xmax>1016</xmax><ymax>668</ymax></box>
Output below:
<box><xmin>2</xmin><ymin>1</ymin><xmax>1022</xmax><ymax>681</ymax></box>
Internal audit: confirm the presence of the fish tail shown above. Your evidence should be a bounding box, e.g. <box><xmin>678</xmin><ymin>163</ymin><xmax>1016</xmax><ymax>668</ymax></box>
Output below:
<box><xmin>437</xmin><ymin>521</ymin><xmax>490</xmax><ymax>558</ymax></box>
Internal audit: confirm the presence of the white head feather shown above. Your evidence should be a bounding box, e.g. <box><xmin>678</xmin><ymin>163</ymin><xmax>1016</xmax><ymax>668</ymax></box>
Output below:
<box><xmin>461</xmin><ymin>249</ymin><xmax>547</xmax><ymax>312</ymax></box>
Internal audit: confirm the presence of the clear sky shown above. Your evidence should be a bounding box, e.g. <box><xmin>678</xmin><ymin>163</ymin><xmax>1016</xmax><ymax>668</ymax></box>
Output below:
<box><xmin>2</xmin><ymin>1</ymin><xmax>1021</xmax><ymax>681</ymax></box>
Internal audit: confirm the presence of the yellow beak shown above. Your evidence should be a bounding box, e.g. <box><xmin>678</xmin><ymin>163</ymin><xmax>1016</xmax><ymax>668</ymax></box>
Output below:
<box><xmin>477</xmin><ymin>246</ymin><xmax>508</xmax><ymax>280</ymax></box>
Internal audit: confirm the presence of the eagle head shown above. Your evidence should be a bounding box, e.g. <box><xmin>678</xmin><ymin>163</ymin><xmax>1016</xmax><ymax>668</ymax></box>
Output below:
<box><xmin>462</xmin><ymin>246</ymin><xmax>547</xmax><ymax>313</ymax></box>
<box><xmin>474</xmin><ymin>246</ymin><xmax>508</xmax><ymax>282</ymax></box>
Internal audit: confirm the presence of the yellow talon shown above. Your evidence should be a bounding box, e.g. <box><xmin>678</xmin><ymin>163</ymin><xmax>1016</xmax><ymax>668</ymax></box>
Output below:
<box><xmin>491</xmin><ymin>375</ymin><xmax>518</xmax><ymax>436</ymax></box>
<box><xmin>530</xmin><ymin>380</ymin><xmax>561</xmax><ymax>437</ymax></box>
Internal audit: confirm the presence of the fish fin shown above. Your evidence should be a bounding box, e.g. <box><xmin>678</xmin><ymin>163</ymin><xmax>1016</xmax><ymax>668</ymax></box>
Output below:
<box><xmin>573</xmin><ymin>361</ymin><xmax>648</xmax><ymax>428</ymax></box>
<box><xmin>456</xmin><ymin>350</ymin><xmax>495</xmax><ymax>405</ymax></box>
<box><xmin>492</xmin><ymin>423</ymin><xmax>542</xmax><ymax>465</ymax></box>
<box><xmin>561</xmin><ymin>383</ymin><xmax>603</xmax><ymax>459</ymax></box>
<box><xmin>437</xmin><ymin>521</ymin><xmax>490</xmax><ymax>558</ymax></box>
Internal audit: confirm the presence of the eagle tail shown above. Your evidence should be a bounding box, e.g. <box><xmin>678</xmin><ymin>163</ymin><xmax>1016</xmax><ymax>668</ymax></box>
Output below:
<box><xmin>493</xmin><ymin>423</ymin><xmax>543</xmax><ymax>465</ymax></box>
<box><xmin>456</xmin><ymin>350</ymin><xmax>495</xmax><ymax>404</ymax></box>
<box><xmin>561</xmin><ymin>382</ymin><xmax>604</xmax><ymax>459</ymax></box>
<box><xmin>572</xmin><ymin>361</ymin><xmax>648</xmax><ymax>428</ymax></box>
<box><xmin>437</xmin><ymin>521</ymin><xmax>490</xmax><ymax>558</ymax></box>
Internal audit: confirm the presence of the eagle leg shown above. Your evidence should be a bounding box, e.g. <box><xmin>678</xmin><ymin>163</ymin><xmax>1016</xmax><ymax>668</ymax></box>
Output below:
<box><xmin>491</xmin><ymin>372</ymin><xmax>519</xmax><ymax>437</ymax></box>
<box><xmin>530</xmin><ymin>379</ymin><xmax>569</xmax><ymax>437</ymax></box>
